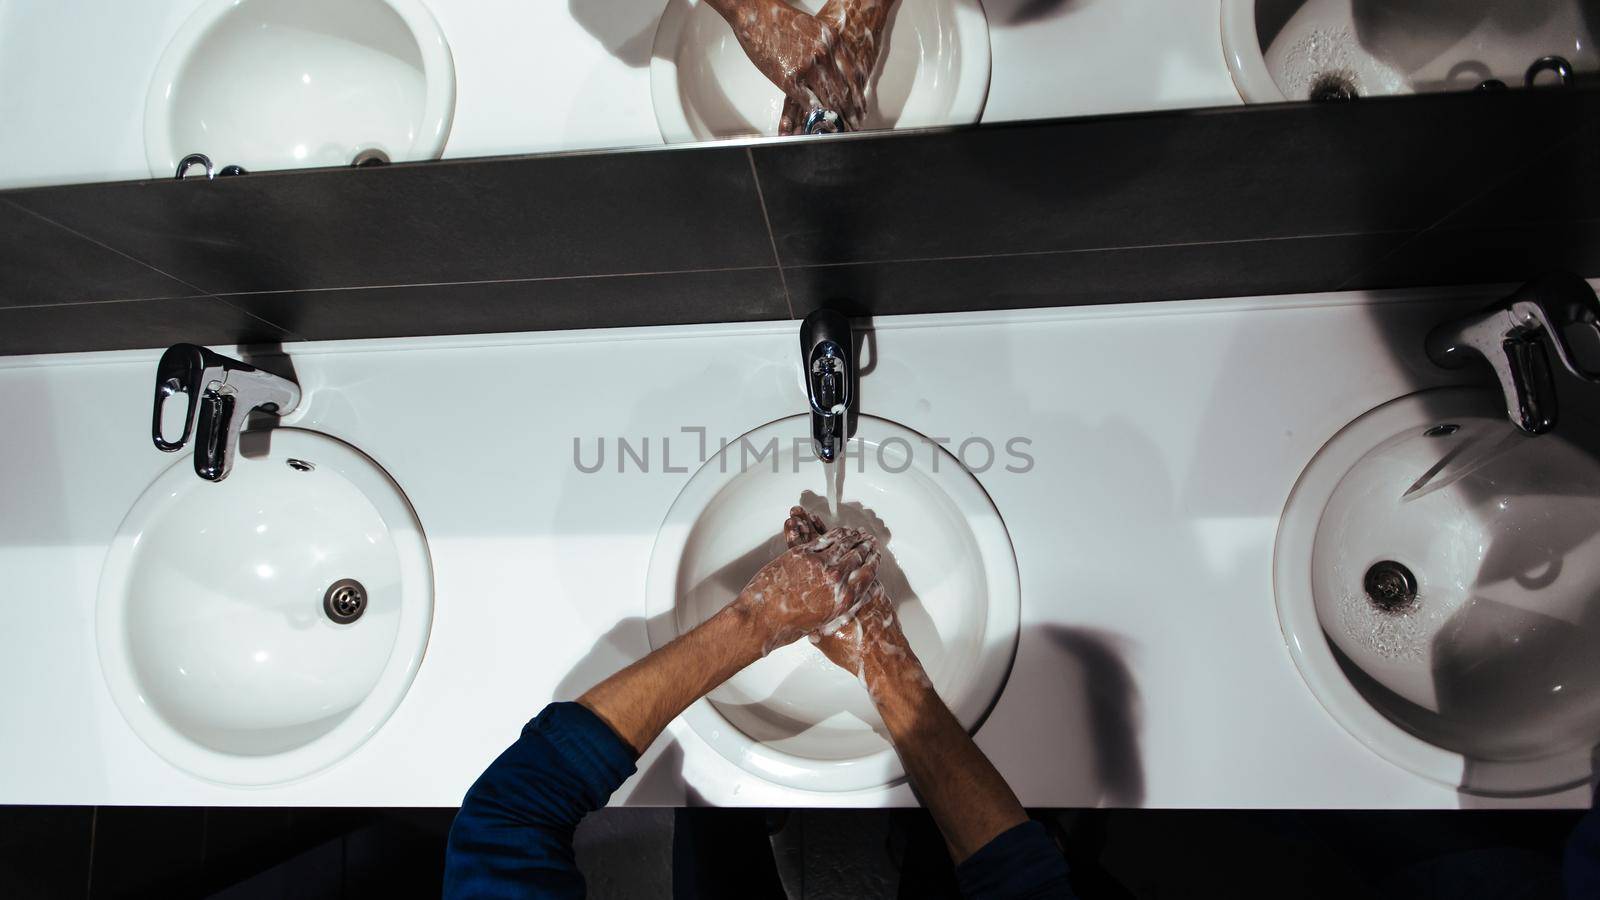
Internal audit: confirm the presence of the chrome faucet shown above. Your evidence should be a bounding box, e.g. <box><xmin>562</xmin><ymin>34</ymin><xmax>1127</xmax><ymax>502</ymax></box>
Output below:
<box><xmin>152</xmin><ymin>344</ymin><xmax>301</xmax><ymax>482</ymax></box>
<box><xmin>800</xmin><ymin>309</ymin><xmax>855</xmax><ymax>462</ymax></box>
<box><xmin>1425</xmin><ymin>273</ymin><xmax>1600</xmax><ymax>435</ymax></box>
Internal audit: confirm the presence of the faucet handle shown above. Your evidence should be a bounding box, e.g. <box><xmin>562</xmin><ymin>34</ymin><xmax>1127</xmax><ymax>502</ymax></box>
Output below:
<box><xmin>152</xmin><ymin>343</ymin><xmax>214</xmax><ymax>452</ymax></box>
<box><xmin>151</xmin><ymin>344</ymin><xmax>300</xmax><ymax>482</ymax></box>
<box><xmin>800</xmin><ymin>309</ymin><xmax>856</xmax><ymax>462</ymax></box>
<box><xmin>801</xmin><ymin>309</ymin><xmax>853</xmax><ymax>416</ymax></box>
<box><xmin>1506</xmin><ymin>272</ymin><xmax>1600</xmax><ymax>383</ymax></box>
<box><xmin>152</xmin><ymin>343</ymin><xmax>260</xmax><ymax>452</ymax></box>
<box><xmin>1425</xmin><ymin>273</ymin><xmax>1599</xmax><ymax>435</ymax></box>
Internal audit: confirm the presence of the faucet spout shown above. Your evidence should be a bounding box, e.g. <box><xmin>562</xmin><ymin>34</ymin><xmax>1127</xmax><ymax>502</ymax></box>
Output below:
<box><xmin>152</xmin><ymin>344</ymin><xmax>301</xmax><ymax>482</ymax></box>
<box><xmin>800</xmin><ymin>309</ymin><xmax>855</xmax><ymax>462</ymax></box>
<box><xmin>1425</xmin><ymin>273</ymin><xmax>1600</xmax><ymax>435</ymax></box>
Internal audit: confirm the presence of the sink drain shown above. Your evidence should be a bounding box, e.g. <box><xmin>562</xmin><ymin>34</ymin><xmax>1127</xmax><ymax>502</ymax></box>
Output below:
<box><xmin>323</xmin><ymin>579</ymin><xmax>367</xmax><ymax>624</ymax></box>
<box><xmin>1309</xmin><ymin>72</ymin><xmax>1360</xmax><ymax>102</ymax></box>
<box><xmin>1363</xmin><ymin>561</ymin><xmax>1417</xmax><ymax>612</ymax></box>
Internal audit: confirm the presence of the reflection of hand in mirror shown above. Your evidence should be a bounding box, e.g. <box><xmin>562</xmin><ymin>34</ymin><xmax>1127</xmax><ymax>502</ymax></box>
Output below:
<box><xmin>735</xmin><ymin>519</ymin><xmax>881</xmax><ymax>655</ymax></box>
<box><xmin>779</xmin><ymin>0</ymin><xmax>897</xmax><ymax>134</ymax></box>
<box><xmin>704</xmin><ymin>0</ymin><xmax>890</xmax><ymax>134</ymax></box>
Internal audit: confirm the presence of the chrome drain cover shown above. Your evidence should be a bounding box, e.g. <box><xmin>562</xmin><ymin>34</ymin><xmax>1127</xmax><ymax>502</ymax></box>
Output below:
<box><xmin>323</xmin><ymin>579</ymin><xmax>367</xmax><ymax>624</ymax></box>
<box><xmin>1363</xmin><ymin>560</ymin><xmax>1417</xmax><ymax>612</ymax></box>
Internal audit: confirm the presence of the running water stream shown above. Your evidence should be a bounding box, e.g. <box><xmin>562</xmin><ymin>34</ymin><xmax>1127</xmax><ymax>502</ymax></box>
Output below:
<box><xmin>823</xmin><ymin>455</ymin><xmax>844</xmax><ymax>520</ymax></box>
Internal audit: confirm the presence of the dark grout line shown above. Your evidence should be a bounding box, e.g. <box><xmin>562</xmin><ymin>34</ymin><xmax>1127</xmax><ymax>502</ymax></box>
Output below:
<box><xmin>0</xmin><ymin>292</ymin><xmax>309</xmax><ymax>351</ymax></box>
<box><xmin>199</xmin><ymin>808</ymin><xmax>209</xmax><ymax>877</ymax></box>
<box><xmin>778</xmin><ymin>229</ymin><xmax>1418</xmax><ymax>273</ymax></box>
<box><xmin>746</xmin><ymin>147</ymin><xmax>794</xmax><ymax>318</ymax></box>
<box><xmin>208</xmin><ymin>295</ymin><xmax>311</xmax><ymax>343</ymax></box>
<box><xmin>207</xmin><ymin>264</ymin><xmax>780</xmax><ymax>299</ymax></box>
<box><xmin>85</xmin><ymin>807</ymin><xmax>97</xmax><ymax>900</ymax></box>
<box><xmin>0</xmin><ymin>293</ymin><xmax>240</xmax><ymax>313</ymax></box>
<box><xmin>0</xmin><ymin>292</ymin><xmax>303</xmax><ymax>344</ymax></box>
<box><xmin>0</xmin><ymin>198</ymin><xmax>213</xmax><ymax>297</ymax></box>
<box><xmin>1334</xmin><ymin>127</ymin><xmax>1587</xmax><ymax>290</ymax></box>
<box><xmin>0</xmin><ymin>265</ymin><xmax>783</xmax><ymax>312</ymax></box>
<box><xmin>1329</xmin><ymin>229</ymin><xmax>1423</xmax><ymax>293</ymax></box>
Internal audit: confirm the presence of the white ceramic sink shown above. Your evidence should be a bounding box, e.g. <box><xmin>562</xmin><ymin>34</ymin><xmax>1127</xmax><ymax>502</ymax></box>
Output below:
<box><xmin>1222</xmin><ymin>0</ymin><xmax>1599</xmax><ymax>102</ymax></box>
<box><xmin>650</xmin><ymin>0</ymin><xmax>991</xmax><ymax>142</ymax></box>
<box><xmin>1276</xmin><ymin>388</ymin><xmax>1600</xmax><ymax>795</ymax></box>
<box><xmin>144</xmin><ymin>0</ymin><xmax>455</xmax><ymax>177</ymax></box>
<box><xmin>645</xmin><ymin>415</ymin><xmax>1019</xmax><ymax>791</ymax></box>
<box><xmin>97</xmin><ymin>428</ymin><xmax>432</xmax><ymax>785</ymax></box>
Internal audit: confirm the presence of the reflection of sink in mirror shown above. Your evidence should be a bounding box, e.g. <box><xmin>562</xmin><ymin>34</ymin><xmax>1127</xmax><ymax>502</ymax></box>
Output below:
<box><xmin>645</xmin><ymin>415</ymin><xmax>1018</xmax><ymax>791</ymax></box>
<box><xmin>97</xmin><ymin>428</ymin><xmax>433</xmax><ymax>785</ymax></box>
<box><xmin>1222</xmin><ymin>0</ymin><xmax>1600</xmax><ymax>102</ymax></box>
<box><xmin>1276</xmin><ymin>388</ymin><xmax>1600</xmax><ymax>795</ymax></box>
<box><xmin>649</xmin><ymin>0</ymin><xmax>992</xmax><ymax>142</ymax></box>
<box><xmin>144</xmin><ymin>0</ymin><xmax>456</xmax><ymax>177</ymax></box>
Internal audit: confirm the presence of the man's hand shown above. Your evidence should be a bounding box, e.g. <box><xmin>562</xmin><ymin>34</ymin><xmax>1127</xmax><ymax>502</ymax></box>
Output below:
<box><xmin>705</xmin><ymin>0</ymin><xmax>870</xmax><ymax>134</ymax></box>
<box><xmin>779</xmin><ymin>507</ymin><xmax>1031</xmax><ymax>866</ymax></box>
<box><xmin>779</xmin><ymin>0</ymin><xmax>895</xmax><ymax>134</ymax></box>
<box><xmin>783</xmin><ymin>507</ymin><xmax>919</xmax><ymax>694</ymax></box>
<box><xmin>576</xmin><ymin>516</ymin><xmax>874</xmax><ymax>755</ymax></box>
<box><xmin>735</xmin><ymin>520</ymin><xmax>881</xmax><ymax>655</ymax></box>
<box><xmin>780</xmin><ymin>504</ymin><xmax>828</xmax><ymax>549</ymax></box>
<box><xmin>814</xmin><ymin>583</ymin><xmax>908</xmax><ymax>678</ymax></box>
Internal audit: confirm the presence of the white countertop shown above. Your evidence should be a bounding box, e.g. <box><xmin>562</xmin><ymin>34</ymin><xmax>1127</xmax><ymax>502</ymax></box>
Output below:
<box><xmin>0</xmin><ymin>0</ymin><xmax>1242</xmax><ymax>189</ymax></box>
<box><xmin>2</xmin><ymin>286</ymin><xmax>1592</xmax><ymax>809</ymax></box>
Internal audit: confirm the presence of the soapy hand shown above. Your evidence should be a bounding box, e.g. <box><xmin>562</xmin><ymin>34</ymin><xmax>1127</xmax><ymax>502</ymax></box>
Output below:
<box><xmin>735</xmin><ymin>520</ymin><xmax>880</xmax><ymax>655</ymax></box>
<box><xmin>780</xmin><ymin>504</ymin><xmax>830</xmax><ymax>550</ymax></box>
<box><xmin>705</xmin><ymin>0</ymin><xmax>869</xmax><ymax>134</ymax></box>
<box><xmin>777</xmin><ymin>0</ymin><xmax>894</xmax><ymax>134</ymax></box>
<box><xmin>782</xmin><ymin>507</ymin><xmax>918</xmax><ymax>692</ymax></box>
<box><xmin>813</xmin><ymin>580</ymin><xmax>907</xmax><ymax>679</ymax></box>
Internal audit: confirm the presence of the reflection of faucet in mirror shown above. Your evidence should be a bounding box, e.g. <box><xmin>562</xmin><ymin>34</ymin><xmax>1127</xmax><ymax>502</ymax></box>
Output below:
<box><xmin>1425</xmin><ymin>272</ymin><xmax>1600</xmax><ymax>435</ymax></box>
<box><xmin>151</xmin><ymin>343</ymin><xmax>301</xmax><ymax>482</ymax></box>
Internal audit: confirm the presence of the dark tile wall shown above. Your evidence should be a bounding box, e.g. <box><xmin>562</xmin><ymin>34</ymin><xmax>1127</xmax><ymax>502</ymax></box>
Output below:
<box><xmin>758</xmin><ymin>90</ymin><xmax>1600</xmax><ymax>318</ymax></box>
<box><xmin>0</xmin><ymin>146</ymin><xmax>793</xmax><ymax>354</ymax></box>
<box><xmin>1</xmin><ymin>806</ymin><xmax>1590</xmax><ymax>899</ymax></box>
<box><xmin>1</xmin><ymin>90</ymin><xmax>1597</xmax><ymax>355</ymax></box>
<box><xmin>0</xmin><ymin>806</ymin><xmax>91</xmax><ymax>899</ymax></box>
<box><xmin>0</xmin><ymin>806</ymin><xmax>445</xmax><ymax>900</ymax></box>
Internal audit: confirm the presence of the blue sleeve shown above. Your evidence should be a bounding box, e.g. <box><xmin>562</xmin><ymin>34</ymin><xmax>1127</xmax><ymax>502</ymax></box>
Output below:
<box><xmin>444</xmin><ymin>702</ymin><xmax>638</xmax><ymax>899</ymax></box>
<box><xmin>956</xmin><ymin>820</ymin><xmax>1076</xmax><ymax>900</ymax></box>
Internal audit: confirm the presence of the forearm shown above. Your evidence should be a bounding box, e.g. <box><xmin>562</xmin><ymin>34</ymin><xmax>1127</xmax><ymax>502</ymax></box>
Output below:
<box><xmin>868</xmin><ymin>651</ymin><xmax>1027</xmax><ymax>863</ymax></box>
<box><xmin>579</xmin><ymin>523</ymin><xmax>875</xmax><ymax>755</ymax></box>
<box><xmin>578</xmin><ymin>602</ymin><xmax>764</xmax><ymax>756</ymax></box>
<box><xmin>704</xmin><ymin>0</ymin><xmax>760</xmax><ymax>34</ymax></box>
<box><xmin>837</xmin><ymin>0</ymin><xmax>895</xmax><ymax>40</ymax></box>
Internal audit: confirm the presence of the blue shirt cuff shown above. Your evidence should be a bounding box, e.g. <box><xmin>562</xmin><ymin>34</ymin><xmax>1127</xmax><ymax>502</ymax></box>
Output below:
<box><xmin>956</xmin><ymin>820</ymin><xmax>1075</xmax><ymax>900</ymax></box>
<box><xmin>530</xmin><ymin>701</ymin><xmax>638</xmax><ymax>796</ymax></box>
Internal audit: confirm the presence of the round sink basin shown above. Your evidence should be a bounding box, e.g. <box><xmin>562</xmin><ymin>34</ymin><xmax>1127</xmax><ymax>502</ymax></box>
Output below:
<box><xmin>97</xmin><ymin>428</ymin><xmax>432</xmax><ymax>785</ymax></box>
<box><xmin>145</xmin><ymin>0</ymin><xmax>455</xmax><ymax>177</ymax></box>
<box><xmin>645</xmin><ymin>415</ymin><xmax>1019</xmax><ymax>791</ymax></box>
<box><xmin>1276</xmin><ymin>388</ymin><xmax>1600</xmax><ymax>795</ymax></box>
<box><xmin>650</xmin><ymin>0</ymin><xmax>991</xmax><ymax>143</ymax></box>
<box><xmin>1222</xmin><ymin>0</ymin><xmax>1598</xmax><ymax>102</ymax></box>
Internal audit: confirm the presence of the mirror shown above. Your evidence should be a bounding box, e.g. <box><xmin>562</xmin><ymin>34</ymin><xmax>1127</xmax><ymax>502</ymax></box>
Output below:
<box><xmin>1</xmin><ymin>0</ymin><xmax>1597</xmax><ymax>190</ymax></box>
<box><xmin>1227</xmin><ymin>0</ymin><xmax>1599</xmax><ymax>101</ymax></box>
